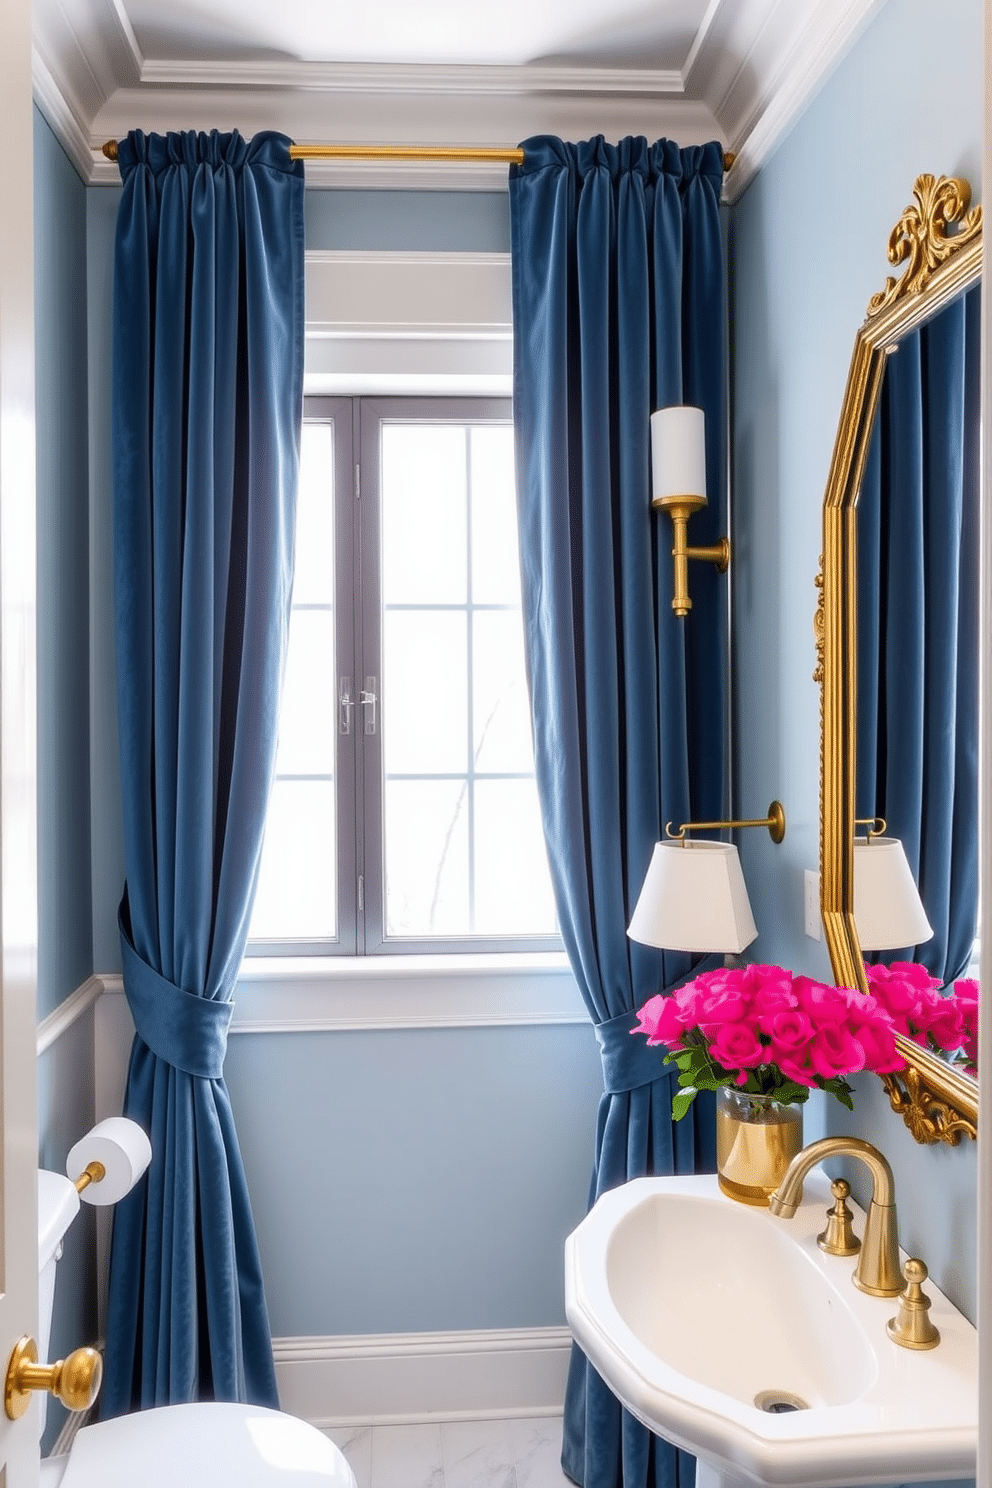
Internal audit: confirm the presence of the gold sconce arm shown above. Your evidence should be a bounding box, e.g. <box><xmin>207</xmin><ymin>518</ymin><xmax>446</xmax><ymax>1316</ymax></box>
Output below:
<box><xmin>653</xmin><ymin>493</ymin><xmax>731</xmax><ymax>616</ymax></box>
<box><xmin>4</xmin><ymin>1336</ymin><xmax>102</xmax><ymax>1420</ymax></box>
<box><xmin>666</xmin><ymin>800</ymin><xmax>786</xmax><ymax>845</ymax></box>
<box><xmin>855</xmin><ymin>816</ymin><xmax>887</xmax><ymax>841</ymax></box>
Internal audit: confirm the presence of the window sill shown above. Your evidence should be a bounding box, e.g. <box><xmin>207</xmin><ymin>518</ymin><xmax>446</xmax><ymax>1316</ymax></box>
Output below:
<box><xmin>232</xmin><ymin>951</ymin><xmax>588</xmax><ymax>1032</ymax></box>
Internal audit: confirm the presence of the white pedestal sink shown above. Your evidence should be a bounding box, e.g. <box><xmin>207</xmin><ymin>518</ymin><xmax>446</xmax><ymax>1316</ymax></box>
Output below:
<box><xmin>564</xmin><ymin>1172</ymin><xmax>977</xmax><ymax>1487</ymax></box>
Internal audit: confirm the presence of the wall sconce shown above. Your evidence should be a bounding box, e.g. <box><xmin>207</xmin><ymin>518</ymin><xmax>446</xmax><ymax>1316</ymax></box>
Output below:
<box><xmin>627</xmin><ymin>801</ymin><xmax>786</xmax><ymax>954</ymax></box>
<box><xmin>650</xmin><ymin>405</ymin><xmax>730</xmax><ymax>617</ymax></box>
<box><xmin>854</xmin><ymin>820</ymin><xmax>934</xmax><ymax>951</ymax></box>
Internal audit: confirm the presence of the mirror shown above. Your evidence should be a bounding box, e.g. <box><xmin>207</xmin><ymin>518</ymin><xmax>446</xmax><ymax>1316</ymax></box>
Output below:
<box><xmin>817</xmin><ymin>173</ymin><xmax>981</xmax><ymax>1146</ymax></box>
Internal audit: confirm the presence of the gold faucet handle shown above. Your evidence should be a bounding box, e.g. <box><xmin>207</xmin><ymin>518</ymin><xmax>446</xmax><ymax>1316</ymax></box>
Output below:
<box><xmin>4</xmin><ymin>1336</ymin><xmax>103</xmax><ymax>1420</ymax></box>
<box><xmin>886</xmin><ymin>1259</ymin><xmax>940</xmax><ymax>1351</ymax></box>
<box><xmin>817</xmin><ymin>1178</ymin><xmax>861</xmax><ymax>1257</ymax></box>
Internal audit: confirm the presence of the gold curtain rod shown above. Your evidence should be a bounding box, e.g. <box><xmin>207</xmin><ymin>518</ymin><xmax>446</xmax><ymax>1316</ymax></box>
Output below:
<box><xmin>101</xmin><ymin>140</ymin><xmax>736</xmax><ymax>171</ymax></box>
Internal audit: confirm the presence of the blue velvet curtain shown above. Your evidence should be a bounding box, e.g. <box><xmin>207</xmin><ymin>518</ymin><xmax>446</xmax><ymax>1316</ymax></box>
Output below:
<box><xmin>104</xmin><ymin>129</ymin><xmax>305</xmax><ymax>1415</ymax></box>
<box><xmin>509</xmin><ymin>136</ymin><xmax>727</xmax><ymax>1488</ymax></box>
<box><xmin>856</xmin><ymin>286</ymin><xmax>980</xmax><ymax>981</ymax></box>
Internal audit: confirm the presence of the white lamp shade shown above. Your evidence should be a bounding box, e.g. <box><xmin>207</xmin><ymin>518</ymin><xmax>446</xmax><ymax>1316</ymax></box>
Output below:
<box><xmin>627</xmin><ymin>840</ymin><xmax>758</xmax><ymax>954</ymax></box>
<box><xmin>853</xmin><ymin>837</ymin><xmax>934</xmax><ymax>950</ymax></box>
<box><xmin>650</xmin><ymin>406</ymin><xmax>707</xmax><ymax>504</ymax></box>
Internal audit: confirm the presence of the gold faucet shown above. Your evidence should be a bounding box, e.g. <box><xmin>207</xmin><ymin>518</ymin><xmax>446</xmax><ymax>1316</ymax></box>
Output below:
<box><xmin>767</xmin><ymin>1136</ymin><xmax>903</xmax><ymax>1297</ymax></box>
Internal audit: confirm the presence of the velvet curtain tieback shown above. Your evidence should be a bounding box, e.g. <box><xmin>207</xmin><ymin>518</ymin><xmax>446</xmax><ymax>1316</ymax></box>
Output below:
<box><xmin>120</xmin><ymin>912</ymin><xmax>234</xmax><ymax>1079</ymax></box>
<box><xmin>595</xmin><ymin>1010</ymin><xmax>675</xmax><ymax>1094</ymax></box>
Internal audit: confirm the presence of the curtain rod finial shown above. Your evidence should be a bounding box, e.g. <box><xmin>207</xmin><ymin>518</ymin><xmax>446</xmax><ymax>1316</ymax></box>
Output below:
<box><xmin>102</xmin><ymin>140</ymin><xmax>119</xmax><ymax>161</ymax></box>
<box><xmin>723</xmin><ymin>151</ymin><xmax>736</xmax><ymax>172</ymax></box>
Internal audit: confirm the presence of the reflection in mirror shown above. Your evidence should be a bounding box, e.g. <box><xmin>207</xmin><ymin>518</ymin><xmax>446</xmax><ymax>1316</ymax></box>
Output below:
<box><xmin>817</xmin><ymin>173</ymin><xmax>981</xmax><ymax>1146</ymax></box>
<box><xmin>855</xmin><ymin>284</ymin><xmax>981</xmax><ymax>1075</ymax></box>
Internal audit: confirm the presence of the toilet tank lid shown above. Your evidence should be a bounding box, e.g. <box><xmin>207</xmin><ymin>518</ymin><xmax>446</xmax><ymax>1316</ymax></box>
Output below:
<box><xmin>57</xmin><ymin>1403</ymin><xmax>356</xmax><ymax>1488</ymax></box>
<box><xmin>38</xmin><ymin>1171</ymin><xmax>80</xmax><ymax>1269</ymax></box>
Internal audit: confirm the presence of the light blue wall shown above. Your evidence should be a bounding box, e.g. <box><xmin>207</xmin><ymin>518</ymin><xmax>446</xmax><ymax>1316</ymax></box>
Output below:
<box><xmin>729</xmin><ymin>0</ymin><xmax>981</xmax><ymax>1333</ymax></box>
<box><xmin>33</xmin><ymin>105</ymin><xmax>98</xmax><ymax>1452</ymax></box>
<box><xmin>305</xmin><ymin>189</ymin><xmax>509</xmax><ymax>251</ymax></box>
<box><xmin>84</xmin><ymin>183</ymin><xmax>605</xmax><ymax>1338</ymax></box>
<box><xmin>35</xmin><ymin>107</ymin><xmax>93</xmax><ymax>1018</ymax></box>
<box><xmin>226</xmin><ymin>1024</ymin><xmax>602</xmax><ymax>1335</ymax></box>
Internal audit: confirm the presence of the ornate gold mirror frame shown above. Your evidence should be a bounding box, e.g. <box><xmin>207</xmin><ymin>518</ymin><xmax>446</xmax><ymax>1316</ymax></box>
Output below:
<box><xmin>817</xmin><ymin>174</ymin><xmax>981</xmax><ymax>1146</ymax></box>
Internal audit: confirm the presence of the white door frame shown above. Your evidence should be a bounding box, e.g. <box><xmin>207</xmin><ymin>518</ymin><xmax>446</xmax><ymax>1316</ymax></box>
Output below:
<box><xmin>0</xmin><ymin>0</ymin><xmax>41</xmax><ymax>1479</ymax></box>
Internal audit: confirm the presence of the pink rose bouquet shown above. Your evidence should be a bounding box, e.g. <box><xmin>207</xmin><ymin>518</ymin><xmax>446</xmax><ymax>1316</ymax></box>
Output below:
<box><xmin>864</xmin><ymin>962</ymin><xmax>978</xmax><ymax>1075</ymax></box>
<box><xmin>632</xmin><ymin>963</ymin><xmax>905</xmax><ymax>1120</ymax></box>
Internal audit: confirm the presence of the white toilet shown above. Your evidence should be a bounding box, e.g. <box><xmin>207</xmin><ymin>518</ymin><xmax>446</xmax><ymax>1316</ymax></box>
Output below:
<box><xmin>37</xmin><ymin>1168</ymin><xmax>357</xmax><ymax>1487</ymax></box>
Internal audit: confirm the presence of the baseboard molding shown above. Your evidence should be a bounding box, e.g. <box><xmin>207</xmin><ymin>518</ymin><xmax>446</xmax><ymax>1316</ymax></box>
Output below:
<box><xmin>273</xmin><ymin>1327</ymin><xmax>572</xmax><ymax>1427</ymax></box>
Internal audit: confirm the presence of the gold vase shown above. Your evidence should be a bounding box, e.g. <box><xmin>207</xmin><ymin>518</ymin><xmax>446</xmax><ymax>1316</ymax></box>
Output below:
<box><xmin>715</xmin><ymin>1087</ymin><xmax>803</xmax><ymax>1206</ymax></box>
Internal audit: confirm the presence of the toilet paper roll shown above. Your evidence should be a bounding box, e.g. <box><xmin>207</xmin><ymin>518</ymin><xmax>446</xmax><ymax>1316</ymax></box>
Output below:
<box><xmin>66</xmin><ymin>1118</ymin><xmax>152</xmax><ymax>1206</ymax></box>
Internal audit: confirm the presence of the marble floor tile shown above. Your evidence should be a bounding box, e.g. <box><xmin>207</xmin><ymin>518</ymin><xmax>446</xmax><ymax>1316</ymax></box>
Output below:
<box><xmin>372</xmin><ymin>1422</ymin><xmax>445</xmax><ymax>1488</ymax></box>
<box><xmin>331</xmin><ymin>1417</ymin><xmax>570</xmax><ymax>1488</ymax></box>
<box><xmin>441</xmin><ymin>1418</ymin><xmax>516</xmax><ymax>1488</ymax></box>
<box><xmin>508</xmin><ymin>1417</ymin><xmax>571</xmax><ymax>1488</ymax></box>
<box><xmin>326</xmin><ymin>1424</ymin><xmax>373</xmax><ymax>1488</ymax></box>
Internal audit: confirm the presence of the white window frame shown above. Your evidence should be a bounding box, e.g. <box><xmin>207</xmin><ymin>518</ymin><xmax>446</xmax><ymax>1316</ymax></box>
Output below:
<box><xmin>240</xmin><ymin>250</ymin><xmax>577</xmax><ymax>1022</ymax></box>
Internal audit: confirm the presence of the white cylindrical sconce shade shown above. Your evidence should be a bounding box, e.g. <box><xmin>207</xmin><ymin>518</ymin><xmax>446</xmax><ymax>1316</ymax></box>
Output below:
<box><xmin>853</xmin><ymin>837</ymin><xmax>934</xmax><ymax>950</ymax></box>
<box><xmin>627</xmin><ymin>840</ymin><xmax>758</xmax><ymax>954</ymax></box>
<box><xmin>650</xmin><ymin>406</ymin><xmax>707</xmax><ymax>505</ymax></box>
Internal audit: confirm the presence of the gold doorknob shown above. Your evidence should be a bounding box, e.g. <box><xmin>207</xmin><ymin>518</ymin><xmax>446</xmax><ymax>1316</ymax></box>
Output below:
<box><xmin>4</xmin><ymin>1336</ymin><xmax>102</xmax><ymax>1420</ymax></box>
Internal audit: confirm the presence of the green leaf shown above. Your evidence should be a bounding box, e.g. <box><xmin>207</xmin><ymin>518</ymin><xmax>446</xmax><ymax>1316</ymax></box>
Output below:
<box><xmin>671</xmin><ymin>1089</ymin><xmax>697</xmax><ymax>1121</ymax></box>
<box><xmin>692</xmin><ymin>1068</ymin><xmax>723</xmax><ymax>1091</ymax></box>
<box><xmin>770</xmin><ymin>1079</ymin><xmax>811</xmax><ymax>1107</ymax></box>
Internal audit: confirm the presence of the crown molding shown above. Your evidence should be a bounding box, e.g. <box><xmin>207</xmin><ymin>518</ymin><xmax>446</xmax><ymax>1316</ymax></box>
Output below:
<box><xmin>30</xmin><ymin>0</ymin><xmax>887</xmax><ymax>193</ymax></box>
<box><xmin>32</xmin><ymin>45</ymin><xmax>99</xmax><ymax>182</ymax></box>
<box><xmin>138</xmin><ymin>58</ymin><xmax>684</xmax><ymax>96</ymax></box>
<box><xmin>704</xmin><ymin>0</ymin><xmax>888</xmax><ymax>200</ymax></box>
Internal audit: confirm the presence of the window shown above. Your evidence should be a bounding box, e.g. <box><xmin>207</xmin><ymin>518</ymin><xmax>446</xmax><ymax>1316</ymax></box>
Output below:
<box><xmin>249</xmin><ymin>397</ymin><xmax>559</xmax><ymax>955</ymax></box>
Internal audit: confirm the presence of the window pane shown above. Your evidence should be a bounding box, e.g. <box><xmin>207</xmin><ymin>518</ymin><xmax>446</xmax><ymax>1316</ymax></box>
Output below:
<box><xmin>293</xmin><ymin>423</ymin><xmax>335</xmax><ymax>605</ymax></box>
<box><xmin>384</xmin><ymin>779</ymin><xmax>469</xmax><ymax>936</ymax></box>
<box><xmin>381</xmin><ymin>424</ymin><xmax>467</xmax><ymax>605</ymax></box>
<box><xmin>473</xmin><ymin>779</ymin><xmax>557</xmax><ymax>935</ymax></box>
<box><xmin>470</xmin><ymin>425</ymin><xmax>521</xmax><ymax>605</ymax></box>
<box><xmin>250</xmin><ymin>413</ymin><xmax>337</xmax><ymax>945</ymax></box>
<box><xmin>251</xmin><ymin>780</ymin><xmax>336</xmax><ymax>940</ymax></box>
<box><xmin>276</xmin><ymin>610</ymin><xmax>335</xmax><ymax>775</ymax></box>
<box><xmin>472</xmin><ymin>611</ymin><xmax>533</xmax><ymax>773</ymax></box>
<box><xmin>383</xmin><ymin>611</ymin><xmax>467</xmax><ymax>774</ymax></box>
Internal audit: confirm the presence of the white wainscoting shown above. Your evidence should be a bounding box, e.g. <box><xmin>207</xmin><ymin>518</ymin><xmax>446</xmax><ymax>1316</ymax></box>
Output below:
<box><xmin>274</xmin><ymin>1327</ymin><xmax>572</xmax><ymax>1428</ymax></box>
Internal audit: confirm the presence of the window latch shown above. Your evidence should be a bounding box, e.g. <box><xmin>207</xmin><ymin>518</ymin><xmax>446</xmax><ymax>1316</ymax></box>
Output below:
<box><xmin>339</xmin><ymin>677</ymin><xmax>354</xmax><ymax>735</ymax></box>
<box><xmin>361</xmin><ymin>677</ymin><xmax>378</xmax><ymax>735</ymax></box>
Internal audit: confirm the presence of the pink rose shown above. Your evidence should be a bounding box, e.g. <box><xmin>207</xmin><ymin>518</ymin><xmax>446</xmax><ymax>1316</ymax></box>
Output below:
<box><xmin>740</xmin><ymin>964</ymin><xmax>794</xmax><ymax>1004</ymax></box>
<box><xmin>693</xmin><ymin>987</ymin><xmax>750</xmax><ymax>1038</ymax></box>
<box><xmin>794</xmin><ymin>977</ymin><xmax>856</xmax><ymax>1024</ymax></box>
<box><xmin>924</xmin><ymin>996</ymin><xmax>965</xmax><ymax>1053</ymax></box>
<box><xmin>885</xmin><ymin>961</ymin><xmax>943</xmax><ymax>993</ymax></box>
<box><xmin>850</xmin><ymin>1017</ymin><xmax>904</xmax><ymax>1075</ymax></box>
<box><xmin>761</xmin><ymin>1007</ymin><xmax>815</xmax><ymax>1070</ymax></box>
<box><xmin>808</xmin><ymin>1022</ymin><xmax>866</xmax><ymax>1080</ymax></box>
<box><xmin>952</xmin><ymin>980</ymin><xmax>979</xmax><ymax>1044</ymax></box>
<box><xmin>709</xmin><ymin>1022</ymin><xmax>765</xmax><ymax>1071</ymax></box>
<box><xmin>771</xmin><ymin>1054</ymin><xmax>818</xmax><ymax>1088</ymax></box>
<box><xmin>865</xmin><ymin>961</ymin><xmax>945</xmax><ymax>1036</ymax></box>
<box><xmin>631</xmin><ymin>994</ymin><xmax>689</xmax><ymax>1048</ymax></box>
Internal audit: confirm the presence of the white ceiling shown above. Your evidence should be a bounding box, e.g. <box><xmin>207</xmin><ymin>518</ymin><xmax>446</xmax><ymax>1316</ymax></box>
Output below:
<box><xmin>31</xmin><ymin>0</ymin><xmax>888</xmax><ymax>195</ymax></box>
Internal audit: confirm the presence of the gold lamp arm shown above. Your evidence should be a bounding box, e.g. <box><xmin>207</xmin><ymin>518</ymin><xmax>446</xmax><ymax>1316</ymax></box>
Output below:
<box><xmin>666</xmin><ymin>800</ymin><xmax>786</xmax><ymax>845</ymax></box>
